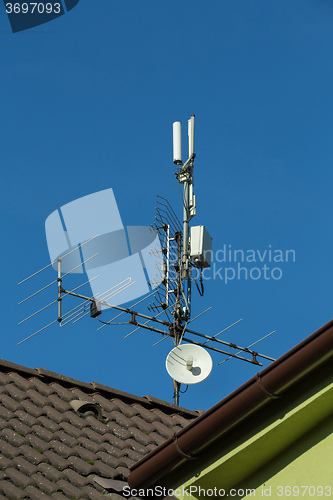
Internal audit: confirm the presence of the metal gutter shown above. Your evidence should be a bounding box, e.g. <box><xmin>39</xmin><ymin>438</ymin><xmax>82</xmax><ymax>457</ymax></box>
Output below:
<box><xmin>128</xmin><ymin>319</ymin><xmax>333</xmax><ymax>490</ymax></box>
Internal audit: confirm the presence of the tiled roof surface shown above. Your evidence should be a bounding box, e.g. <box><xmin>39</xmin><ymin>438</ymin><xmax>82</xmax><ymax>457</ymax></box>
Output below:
<box><xmin>0</xmin><ymin>359</ymin><xmax>200</xmax><ymax>499</ymax></box>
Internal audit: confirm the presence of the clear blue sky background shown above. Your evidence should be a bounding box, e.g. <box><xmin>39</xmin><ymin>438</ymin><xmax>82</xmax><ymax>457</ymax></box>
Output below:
<box><xmin>1</xmin><ymin>0</ymin><xmax>332</xmax><ymax>410</ymax></box>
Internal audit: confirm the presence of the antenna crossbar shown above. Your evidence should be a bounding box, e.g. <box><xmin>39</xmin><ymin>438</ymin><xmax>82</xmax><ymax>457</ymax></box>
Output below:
<box><xmin>60</xmin><ymin>289</ymin><xmax>171</xmax><ymax>328</ymax></box>
<box><xmin>185</xmin><ymin>326</ymin><xmax>275</xmax><ymax>362</ymax></box>
<box><xmin>181</xmin><ymin>336</ymin><xmax>262</xmax><ymax>366</ymax></box>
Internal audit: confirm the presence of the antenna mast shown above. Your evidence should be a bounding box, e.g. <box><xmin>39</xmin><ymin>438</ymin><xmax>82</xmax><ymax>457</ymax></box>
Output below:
<box><xmin>18</xmin><ymin>115</ymin><xmax>276</xmax><ymax>408</ymax></box>
<box><xmin>172</xmin><ymin>115</ymin><xmax>198</xmax><ymax>404</ymax></box>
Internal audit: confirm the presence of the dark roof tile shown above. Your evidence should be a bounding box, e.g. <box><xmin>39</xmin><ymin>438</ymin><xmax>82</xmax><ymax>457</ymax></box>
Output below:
<box><xmin>151</xmin><ymin>408</ymin><xmax>185</xmax><ymax>426</ymax></box>
<box><xmin>129</xmin><ymin>415</ymin><xmax>154</xmax><ymax>434</ymax></box>
<box><xmin>5</xmin><ymin>384</ymin><xmax>27</xmax><ymax>403</ymax></box>
<box><xmin>110</xmin><ymin>411</ymin><xmax>135</xmax><ymax>429</ymax></box>
<box><xmin>25</xmin><ymin>434</ymin><xmax>49</xmax><ymax>453</ymax></box>
<box><xmin>116</xmin><ymin>456</ymin><xmax>135</xmax><ymax>469</ymax></box>
<box><xmin>58</xmin><ymin>421</ymin><xmax>82</xmax><ymax>438</ymax></box>
<box><xmin>114</xmin><ymin>466</ymin><xmax>131</xmax><ymax>480</ymax></box>
<box><xmin>52</xmin><ymin>430</ymin><xmax>77</xmax><ymax>448</ymax></box>
<box><xmin>0</xmin><ymin>440</ymin><xmax>21</xmax><ymax>459</ymax></box>
<box><xmin>112</xmin><ymin>399</ymin><xmax>141</xmax><ymax>418</ymax></box>
<box><xmin>37</xmin><ymin>464</ymin><xmax>63</xmax><ymax>483</ymax></box>
<box><xmin>0</xmin><ymin>417</ymin><xmax>12</xmax><ymax>432</ymax></box>
<box><xmin>167</xmin><ymin>412</ymin><xmax>194</xmax><ymax>426</ymax></box>
<box><xmin>30</xmin><ymin>378</ymin><xmax>56</xmax><ymax>397</ymax></box>
<box><xmin>0</xmin><ymin>454</ymin><xmax>13</xmax><ymax>470</ymax></box>
<box><xmin>85</xmin><ymin>485</ymin><xmax>110</xmax><ymax>500</ymax></box>
<box><xmin>75</xmin><ymin>437</ymin><xmax>101</xmax><ymax>454</ymax></box>
<box><xmin>67</xmin><ymin>456</ymin><xmax>95</xmax><ymax>476</ymax></box>
<box><xmin>5</xmin><ymin>467</ymin><xmax>34</xmax><ymax>489</ymax></box>
<box><xmin>70</xmin><ymin>446</ymin><xmax>95</xmax><ymax>463</ymax></box>
<box><xmin>48</xmin><ymin>395</ymin><xmax>71</xmax><ymax>413</ymax></box>
<box><xmin>35</xmin><ymin>416</ymin><xmax>59</xmax><ymax>433</ymax></box>
<box><xmin>0</xmin><ymin>394</ymin><xmax>21</xmax><ymax>413</ymax></box>
<box><xmin>0</xmin><ymin>359</ymin><xmax>198</xmax><ymax>499</ymax></box>
<box><xmin>0</xmin><ymin>372</ymin><xmax>11</xmax><ymax>386</ymax></box>
<box><xmin>148</xmin><ymin>431</ymin><xmax>168</xmax><ymax>446</ymax></box>
<box><xmin>43</xmin><ymin>407</ymin><xmax>68</xmax><ymax>425</ymax></box>
<box><xmin>122</xmin><ymin>438</ymin><xmax>149</xmax><ymax>455</ymax></box>
<box><xmin>25</xmin><ymin>484</ymin><xmax>52</xmax><ymax>500</ymax></box>
<box><xmin>98</xmin><ymin>443</ymin><xmax>122</xmax><ymax>458</ymax></box>
<box><xmin>26</xmin><ymin>390</ymin><xmax>50</xmax><ymax>408</ymax></box>
<box><xmin>14</xmin><ymin>409</ymin><xmax>37</xmax><ymax>427</ymax></box>
<box><xmin>20</xmin><ymin>445</ymin><xmax>48</xmax><ymax>466</ymax></box>
<box><xmin>62</xmin><ymin>411</ymin><xmax>85</xmax><ymax>429</ymax></box>
<box><xmin>30</xmin><ymin>424</ymin><xmax>54</xmax><ymax>443</ymax></box>
<box><xmin>101</xmin><ymin>434</ymin><xmax>125</xmax><ymax>451</ymax></box>
<box><xmin>50</xmin><ymin>479</ymin><xmax>84</xmax><ymax>499</ymax></box>
<box><xmin>90</xmin><ymin>394</ymin><xmax>119</xmax><ymax>413</ymax></box>
<box><xmin>68</xmin><ymin>387</ymin><xmax>96</xmax><ymax>401</ymax></box>
<box><xmin>51</xmin><ymin>493</ymin><xmax>69</xmax><ymax>500</ymax></box>
<box><xmin>11</xmin><ymin>418</ymin><xmax>30</xmax><ymax>437</ymax></box>
<box><xmin>126</xmin><ymin>427</ymin><xmax>155</xmax><ymax>447</ymax></box>
<box><xmin>106</xmin><ymin>422</ymin><xmax>131</xmax><ymax>440</ymax></box>
<box><xmin>0</xmin><ymin>405</ymin><xmax>13</xmax><ymax>421</ymax></box>
<box><xmin>82</xmin><ymin>428</ymin><xmax>104</xmax><ymax>444</ymax></box>
<box><xmin>0</xmin><ymin>480</ymin><xmax>26</xmax><ymax>499</ymax></box>
<box><xmin>31</xmin><ymin>476</ymin><xmax>58</xmax><ymax>496</ymax></box>
<box><xmin>62</xmin><ymin>468</ymin><xmax>90</xmax><ymax>488</ymax></box>
<box><xmin>95</xmin><ymin>452</ymin><xmax>125</xmax><ymax>470</ymax></box>
<box><xmin>49</xmin><ymin>382</ymin><xmax>73</xmax><ymax>401</ymax></box>
<box><xmin>42</xmin><ymin>450</ymin><xmax>68</xmax><ymax>470</ymax></box>
<box><xmin>48</xmin><ymin>441</ymin><xmax>76</xmax><ymax>459</ymax></box>
<box><xmin>14</xmin><ymin>456</ymin><xmax>38</xmax><ymax>476</ymax></box>
<box><xmin>121</xmin><ymin>448</ymin><xmax>144</xmax><ymax>463</ymax></box>
<box><xmin>151</xmin><ymin>420</ymin><xmax>175</xmax><ymax>439</ymax></box>
<box><xmin>7</xmin><ymin>372</ymin><xmax>34</xmax><ymax>391</ymax></box>
<box><xmin>1</xmin><ymin>428</ymin><xmax>26</xmax><ymax>447</ymax></box>
<box><xmin>84</xmin><ymin>417</ymin><xmax>109</xmax><ymax>435</ymax></box>
<box><xmin>130</xmin><ymin>404</ymin><xmax>160</xmax><ymax>423</ymax></box>
<box><xmin>20</xmin><ymin>401</ymin><xmax>44</xmax><ymax>419</ymax></box>
<box><xmin>94</xmin><ymin>460</ymin><xmax>117</xmax><ymax>479</ymax></box>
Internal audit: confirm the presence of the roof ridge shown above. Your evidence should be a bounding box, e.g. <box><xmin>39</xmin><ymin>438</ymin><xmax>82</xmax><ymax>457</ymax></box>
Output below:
<box><xmin>0</xmin><ymin>359</ymin><xmax>199</xmax><ymax>417</ymax></box>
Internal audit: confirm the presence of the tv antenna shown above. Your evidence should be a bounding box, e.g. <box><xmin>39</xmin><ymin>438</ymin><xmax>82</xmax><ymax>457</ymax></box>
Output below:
<box><xmin>18</xmin><ymin>115</ymin><xmax>276</xmax><ymax>406</ymax></box>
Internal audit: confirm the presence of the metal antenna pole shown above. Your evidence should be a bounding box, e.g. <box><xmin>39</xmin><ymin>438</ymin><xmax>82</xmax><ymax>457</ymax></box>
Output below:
<box><xmin>57</xmin><ymin>259</ymin><xmax>62</xmax><ymax>323</ymax></box>
<box><xmin>182</xmin><ymin>172</ymin><xmax>192</xmax><ymax>320</ymax></box>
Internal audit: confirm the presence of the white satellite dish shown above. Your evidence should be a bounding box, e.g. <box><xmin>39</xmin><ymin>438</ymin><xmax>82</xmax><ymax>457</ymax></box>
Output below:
<box><xmin>165</xmin><ymin>344</ymin><xmax>213</xmax><ymax>385</ymax></box>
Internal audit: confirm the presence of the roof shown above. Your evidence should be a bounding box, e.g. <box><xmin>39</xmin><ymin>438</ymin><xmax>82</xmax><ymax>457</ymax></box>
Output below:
<box><xmin>128</xmin><ymin>319</ymin><xmax>333</xmax><ymax>490</ymax></box>
<box><xmin>0</xmin><ymin>359</ymin><xmax>200</xmax><ymax>499</ymax></box>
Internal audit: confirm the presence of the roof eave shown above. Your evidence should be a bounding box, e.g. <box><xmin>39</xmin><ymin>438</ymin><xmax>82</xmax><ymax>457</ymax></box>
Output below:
<box><xmin>128</xmin><ymin>319</ymin><xmax>333</xmax><ymax>490</ymax></box>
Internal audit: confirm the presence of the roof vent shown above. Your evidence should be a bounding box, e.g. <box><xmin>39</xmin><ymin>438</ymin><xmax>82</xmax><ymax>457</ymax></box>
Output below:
<box><xmin>70</xmin><ymin>399</ymin><xmax>102</xmax><ymax>419</ymax></box>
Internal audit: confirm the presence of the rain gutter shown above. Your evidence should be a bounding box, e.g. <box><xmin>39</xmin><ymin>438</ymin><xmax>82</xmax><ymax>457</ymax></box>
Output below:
<box><xmin>128</xmin><ymin>319</ymin><xmax>333</xmax><ymax>490</ymax></box>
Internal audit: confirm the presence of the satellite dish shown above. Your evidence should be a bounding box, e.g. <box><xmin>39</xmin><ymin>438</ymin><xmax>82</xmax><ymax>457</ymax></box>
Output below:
<box><xmin>165</xmin><ymin>344</ymin><xmax>213</xmax><ymax>385</ymax></box>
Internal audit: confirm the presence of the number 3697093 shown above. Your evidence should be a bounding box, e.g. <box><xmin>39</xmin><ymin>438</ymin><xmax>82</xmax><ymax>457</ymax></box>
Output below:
<box><xmin>5</xmin><ymin>3</ymin><xmax>61</xmax><ymax>14</ymax></box>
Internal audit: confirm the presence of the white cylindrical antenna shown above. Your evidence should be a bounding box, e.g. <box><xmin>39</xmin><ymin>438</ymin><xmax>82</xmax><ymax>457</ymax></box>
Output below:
<box><xmin>173</xmin><ymin>121</ymin><xmax>182</xmax><ymax>165</ymax></box>
<box><xmin>188</xmin><ymin>114</ymin><xmax>195</xmax><ymax>158</ymax></box>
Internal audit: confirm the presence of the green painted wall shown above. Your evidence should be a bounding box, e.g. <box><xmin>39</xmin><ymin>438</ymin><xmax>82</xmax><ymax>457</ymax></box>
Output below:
<box><xmin>167</xmin><ymin>377</ymin><xmax>333</xmax><ymax>500</ymax></box>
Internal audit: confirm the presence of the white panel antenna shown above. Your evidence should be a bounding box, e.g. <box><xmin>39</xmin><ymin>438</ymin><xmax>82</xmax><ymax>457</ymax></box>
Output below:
<box><xmin>173</xmin><ymin>121</ymin><xmax>182</xmax><ymax>165</ymax></box>
<box><xmin>188</xmin><ymin>114</ymin><xmax>195</xmax><ymax>158</ymax></box>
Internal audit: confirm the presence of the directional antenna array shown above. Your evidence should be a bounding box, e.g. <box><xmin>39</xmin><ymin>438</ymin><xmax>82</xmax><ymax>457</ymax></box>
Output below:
<box><xmin>18</xmin><ymin>115</ymin><xmax>277</xmax><ymax>406</ymax></box>
<box><xmin>147</xmin><ymin>195</ymin><xmax>184</xmax><ymax>324</ymax></box>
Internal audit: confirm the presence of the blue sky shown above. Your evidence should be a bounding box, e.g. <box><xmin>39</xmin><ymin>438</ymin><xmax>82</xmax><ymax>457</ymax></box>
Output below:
<box><xmin>1</xmin><ymin>0</ymin><xmax>333</xmax><ymax>410</ymax></box>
